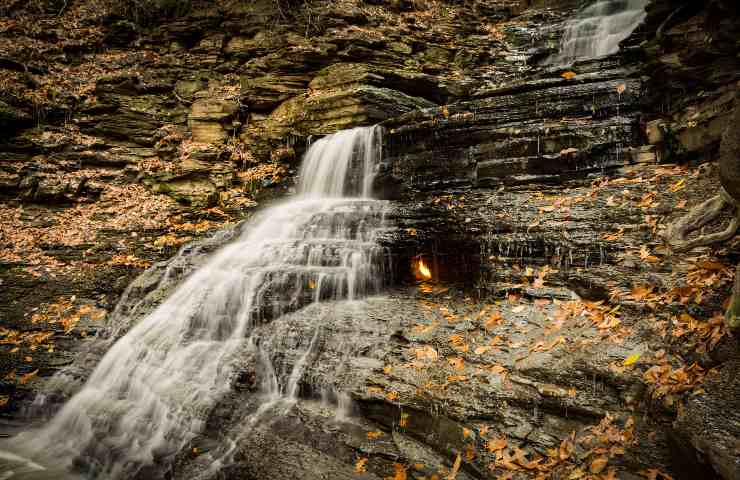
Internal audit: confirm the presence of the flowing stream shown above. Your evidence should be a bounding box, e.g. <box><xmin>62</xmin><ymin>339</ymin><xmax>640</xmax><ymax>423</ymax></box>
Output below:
<box><xmin>548</xmin><ymin>0</ymin><xmax>648</xmax><ymax>65</ymax></box>
<box><xmin>1</xmin><ymin>126</ymin><xmax>390</xmax><ymax>479</ymax></box>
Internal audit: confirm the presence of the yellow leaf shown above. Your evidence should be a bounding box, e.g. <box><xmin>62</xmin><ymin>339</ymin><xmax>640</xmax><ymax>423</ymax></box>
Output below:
<box><xmin>0</xmin><ymin>396</ymin><xmax>8</xmax><ymax>407</ymax></box>
<box><xmin>399</xmin><ymin>412</ymin><xmax>409</xmax><ymax>428</ymax></box>
<box><xmin>474</xmin><ymin>346</ymin><xmax>490</xmax><ymax>355</ymax></box>
<box><xmin>386</xmin><ymin>391</ymin><xmax>399</xmax><ymax>401</ymax></box>
<box><xmin>561</xmin><ymin>71</ymin><xmax>577</xmax><ymax>80</ymax></box>
<box><xmin>623</xmin><ymin>353</ymin><xmax>641</xmax><ymax>366</ymax></box>
<box><xmin>367</xmin><ymin>431</ymin><xmax>384</xmax><ymax>439</ymax></box>
<box><xmin>355</xmin><ymin>457</ymin><xmax>368</xmax><ymax>473</ymax></box>
<box><xmin>447</xmin><ymin>453</ymin><xmax>462</xmax><ymax>479</ymax></box>
<box><xmin>447</xmin><ymin>375</ymin><xmax>467</xmax><ymax>382</ymax></box>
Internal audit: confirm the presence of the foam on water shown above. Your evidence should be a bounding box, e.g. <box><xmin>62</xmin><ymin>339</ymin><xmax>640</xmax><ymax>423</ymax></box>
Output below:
<box><xmin>1</xmin><ymin>126</ymin><xmax>389</xmax><ymax>479</ymax></box>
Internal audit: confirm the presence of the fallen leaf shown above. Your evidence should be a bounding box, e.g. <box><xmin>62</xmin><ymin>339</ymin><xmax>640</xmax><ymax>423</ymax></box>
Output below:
<box><xmin>562</xmin><ymin>71</ymin><xmax>577</xmax><ymax>80</ymax></box>
<box><xmin>448</xmin><ymin>357</ymin><xmax>465</xmax><ymax>371</ymax></box>
<box><xmin>624</xmin><ymin>353</ymin><xmax>641</xmax><ymax>366</ymax></box>
<box><xmin>367</xmin><ymin>431</ymin><xmax>384</xmax><ymax>439</ymax></box>
<box><xmin>448</xmin><ymin>453</ymin><xmax>462</xmax><ymax>479</ymax></box>
<box><xmin>616</xmin><ymin>83</ymin><xmax>626</xmax><ymax>94</ymax></box>
<box><xmin>486</xmin><ymin>437</ymin><xmax>507</xmax><ymax>452</ymax></box>
<box><xmin>400</xmin><ymin>412</ymin><xmax>409</xmax><ymax>428</ymax></box>
<box><xmin>387</xmin><ymin>463</ymin><xmax>407</xmax><ymax>480</ymax></box>
<box><xmin>590</xmin><ymin>456</ymin><xmax>608</xmax><ymax>474</ymax></box>
<box><xmin>355</xmin><ymin>458</ymin><xmax>368</xmax><ymax>473</ymax></box>
<box><xmin>19</xmin><ymin>369</ymin><xmax>39</xmax><ymax>385</ymax></box>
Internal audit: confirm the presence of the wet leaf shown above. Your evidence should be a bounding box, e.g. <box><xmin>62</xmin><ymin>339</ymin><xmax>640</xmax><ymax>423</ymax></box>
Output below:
<box><xmin>590</xmin><ymin>456</ymin><xmax>608</xmax><ymax>474</ymax></box>
<box><xmin>355</xmin><ymin>457</ymin><xmax>368</xmax><ymax>473</ymax></box>
<box><xmin>19</xmin><ymin>369</ymin><xmax>39</xmax><ymax>385</ymax></box>
<box><xmin>561</xmin><ymin>71</ymin><xmax>577</xmax><ymax>80</ymax></box>
<box><xmin>447</xmin><ymin>453</ymin><xmax>462</xmax><ymax>479</ymax></box>
<box><xmin>448</xmin><ymin>357</ymin><xmax>465</xmax><ymax>371</ymax></box>
<box><xmin>486</xmin><ymin>437</ymin><xmax>507</xmax><ymax>452</ymax></box>
<box><xmin>387</xmin><ymin>463</ymin><xmax>407</xmax><ymax>480</ymax></box>
<box><xmin>485</xmin><ymin>312</ymin><xmax>503</xmax><ymax>330</ymax></box>
<box><xmin>399</xmin><ymin>412</ymin><xmax>409</xmax><ymax>428</ymax></box>
<box><xmin>623</xmin><ymin>353</ymin><xmax>641</xmax><ymax>366</ymax></box>
<box><xmin>413</xmin><ymin>345</ymin><xmax>439</xmax><ymax>362</ymax></box>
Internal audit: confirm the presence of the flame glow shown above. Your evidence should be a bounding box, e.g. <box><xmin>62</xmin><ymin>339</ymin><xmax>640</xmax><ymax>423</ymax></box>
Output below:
<box><xmin>417</xmin><ymin>259</ymin><xmax>432</xmax><ymax>280</ymax></box>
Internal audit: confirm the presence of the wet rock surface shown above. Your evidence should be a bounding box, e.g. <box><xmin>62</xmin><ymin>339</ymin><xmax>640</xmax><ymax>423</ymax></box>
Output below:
<box><xmin>2</xmin><ymin>0</ymin><xmax>740</xmax><ymax>479</ymax></box>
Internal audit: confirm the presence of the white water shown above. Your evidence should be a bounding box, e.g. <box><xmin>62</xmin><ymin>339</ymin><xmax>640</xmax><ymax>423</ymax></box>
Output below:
<box><xmin>548</xmin><ymin>0</ymin><xmax>648</xmax><ymax>65</ymax></box>
<box><xmin>2</xmin><ymin>126</ymin><xmax>389</xmax><ymax>479</ymax></box>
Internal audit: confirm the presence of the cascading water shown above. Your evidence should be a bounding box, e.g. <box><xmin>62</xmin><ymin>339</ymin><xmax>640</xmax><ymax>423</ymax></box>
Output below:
<box><xmin>1</xmin><ymin>126</ymin><xmax>389</xmax><ymax>479</ymax></box>
<box><xmin>548</xmin><ymin>0</ymin><xmax>648</xmax><ymax>65</ymax></box>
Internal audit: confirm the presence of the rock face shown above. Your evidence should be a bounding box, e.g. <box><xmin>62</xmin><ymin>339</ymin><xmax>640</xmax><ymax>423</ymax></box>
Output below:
<box><xmin>2</xmin><ymin>0</ymin><xmax>740</xmax><ymax>479</ymax></box>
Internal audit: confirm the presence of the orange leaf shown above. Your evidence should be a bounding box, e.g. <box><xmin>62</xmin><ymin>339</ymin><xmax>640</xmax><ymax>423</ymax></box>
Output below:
<box><xmin>447</xmin><ymin>453</ymin><xmax>462</xmax><ymax>479</ymax></box>
<box><xmin>561</xmin><ymin>71</ymin><xmax>577</xmax><ymax>80</ymax></box>
<box><xmin>367</xmin><ymin>431</ymin><xmax>384</xmax><ymax>439</ymax></box>
<box><xmin>386</xmin><ymin>463</ymin><xmax>407</xmax><ymax>480</ymax></box>
<box><xmin>590</xmin><ymin>456</ymin><xmax>608</xmax><ymax>474</ymax></box>
<box><xmin>355</xmin><ymin>458</ymin><xmax>368</xmax><ymax>473</ymax></box>
<box><xmin>19</xmin><ymin>369</ymin><xmax>39</xmax><ymax>385</ymax></box>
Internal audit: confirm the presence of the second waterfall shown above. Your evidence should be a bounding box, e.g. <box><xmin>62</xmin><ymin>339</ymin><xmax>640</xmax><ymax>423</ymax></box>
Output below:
<box><xmin>4</xmin><ymin>126</ymin><xmax>391</xmax><ymax>479</ymax></box>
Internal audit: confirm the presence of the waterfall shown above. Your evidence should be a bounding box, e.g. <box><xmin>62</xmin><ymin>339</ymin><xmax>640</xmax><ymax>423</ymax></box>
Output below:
<box><xmin>548</xmin><ymin>0</ymin><xmax>648</xmax><ymax>65</ymax></box>
<box><xmin>1</xmin><ymin>126</ymin><xmax>389</xmax><ymax>479</ymax></box>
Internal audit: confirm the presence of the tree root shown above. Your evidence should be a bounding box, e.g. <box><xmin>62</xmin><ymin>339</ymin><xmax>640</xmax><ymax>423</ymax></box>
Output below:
<box><xmin>663</xmin><ymin>187</ymin><xmax>740</xmax><ymax>253</ymax></box>
<box><xmin>665</xmin><ymin>186</ymin><xmax>740</xmax><ymax>331</ymax></box>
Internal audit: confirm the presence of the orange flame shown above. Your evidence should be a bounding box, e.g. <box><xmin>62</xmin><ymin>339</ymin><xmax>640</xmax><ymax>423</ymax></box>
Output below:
<box><xmin>417</xmin><ymin>259</ymin><xmax>432</xmax><ymax>280</ymax></box>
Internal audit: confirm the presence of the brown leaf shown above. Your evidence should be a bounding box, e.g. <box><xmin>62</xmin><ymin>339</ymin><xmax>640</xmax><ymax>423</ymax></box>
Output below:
<box><xmin>19</xmin><ymin>369</ymin><xmax>39</xmax><ymax>385</ymax></box>
<box><xmin>590</xmin><ymin>456</ymin><xmax>608</xmax><ymax>474</ymax></box>
<box><xmin>447</xmin><ymin>453</ymin><xmax>462</xmax><ymax>479</ymax></box>
<box><xmin>561</xmin><ymin>71</ymin><xmax>577</xmax><ymax>80</ymax></box>
<box><xmin>355</xmin><ymin>458</ymin><xmax>368</xmax><ymax>473</ymax></box>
